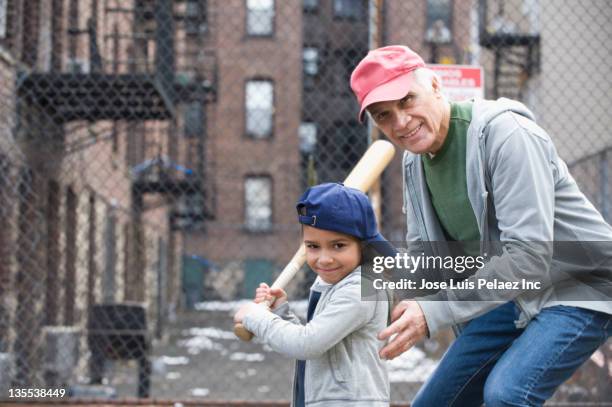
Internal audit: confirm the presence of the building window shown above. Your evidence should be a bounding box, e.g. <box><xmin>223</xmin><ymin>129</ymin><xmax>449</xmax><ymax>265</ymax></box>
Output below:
<box><xmin>174</xmin><ymin>189</ymin><xmax>205</xmax><ymax>230</ymax></box>
<box><xmin>64</xmin><ymin>187</ymin><xmax>78</xmax><ymax>324</ymax></box>
<box><xmin>335</xmin><ymin>120</ymin><xmax>367</xmax><ymax>166</ymax></box>
<box><xmin>303</xmin><ymin>47</ymin><xmax>319</xmax><ymax>76</ymax></box>
<box><xmin>244</xmin><ymin>176</ymin><xmax>272</xmax><ymax>232</ymax></box>
<box><xmin>0</xmin><ymin>0</ymin><xmax>7</xmax><ymax>38</ymax></box>
<box><xmin>303</xmin><ymin>0</ymin><xmax>318</xmax><ymax>12</ymax></box>
<box><xmin>299</xmin><ymin>122</ymin><xmax>317</xmax><ymax>153</ymax></box>
<box><xmin>245</xmin><ymin>80</ymin><xmax>273</xmax><ymax>138</ymax></box>
<box><xmin>317</xmin><ymin>120</ymin><xmax>367</xmax><ymax>182</ymax></box>
<box><xmin>333</xmin><ymin>0</ymin><xmax>362</xmax><ymax>20</ymax></box>
<box><xmin>425</xmin><ymin>0</ymin><xmax>452</xmax><ymax>44</ymax></box>
<box><xmin>184</xmin><ymin>101</ymin><xmax>204</xmax><ymax>138</ymax></box>
<box><xmin>343</xmin><ymin>49</ymin><xmax>362</xmax><ymax>94</ymax></box>
<box><xmin>185</xmin><ymin>0</ymin><xmax>207</xmax><ymax>35</ymax></box>
<box><xmin>246</xmin><ymin>0</ymin><xmax>274</xmax><ymax>36</ymax></box>
<box><xmin>68</xmin><ymin>0</ymin><xmax>80</xmax><ymax>59</ymax></box>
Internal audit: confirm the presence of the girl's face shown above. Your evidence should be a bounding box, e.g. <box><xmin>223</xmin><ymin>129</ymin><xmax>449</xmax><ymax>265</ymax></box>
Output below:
<box><xmin>303</xmin><ymin>225</ymin><xmax>361</xmax><ymax>284</ymax></box>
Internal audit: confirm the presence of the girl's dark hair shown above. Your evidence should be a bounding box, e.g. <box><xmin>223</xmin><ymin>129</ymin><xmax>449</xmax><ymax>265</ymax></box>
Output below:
<box><xmin>360</xmin><ymin>242</ymin><xmax>379</xmax><ymax>266</ymax></box>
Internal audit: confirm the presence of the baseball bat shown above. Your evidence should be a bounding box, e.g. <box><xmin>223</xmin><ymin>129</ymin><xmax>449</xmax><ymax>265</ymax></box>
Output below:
<box><xmin>234</xmin><ymin>140</ymin><xmax>396</xmax><ymax>341</ymax></box>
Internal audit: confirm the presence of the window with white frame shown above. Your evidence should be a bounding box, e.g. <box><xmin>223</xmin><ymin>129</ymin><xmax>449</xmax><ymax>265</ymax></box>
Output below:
<box><xmin>299</xmin><ymin>122</ymin><xmax>317</xmax><ymax>153</ymax></box>
<box><xmin>303</xmin><ymin>47</ymin><xmax>319</xmax><ymax>76</ymax></box>
<box><xmin>0</xmin><ymin>0</ymin><xmax>7</xmax><ymax>38</ymax></box>
<box><xmin>185</xmin><ymin>0</ymin><xmax>208</xmax><ymax>35</ymax></box>
<box><xmin>303</xmin><ymin>0</ymin><xmax>318</xmax><ymax>11</ymax></box>
<box><xmin>245</xmin><ymin>80</ymin><xmax>274</xmax><ymax>138</ymax></box>
<box><xmin>333</xmin><ymin>0</ymin><xmax>362</xmax><ymax>19</ymax></box>
<box><xmin>246</xmin><ymin>0</ymin><xmax>274</xmax><ymax>36</ymax></box>
<box><xmin>244</xmin><ymin>176</ymin><xmax>272</xmax><ymax>231</ymax></box>
<box><xmin>425</xmin><ymin>0</ymin><xmax>452</xmax><ymax>44</ymax></box>
<box><xmin>184</xmin><ymin>101</ymin><xmax>203</xmax><ymax>138</ymax></box>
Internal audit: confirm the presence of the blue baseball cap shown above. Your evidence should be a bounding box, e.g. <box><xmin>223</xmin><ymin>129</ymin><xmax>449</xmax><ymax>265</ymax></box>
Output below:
<box><xmin>296</xmin><ymin>182</ymin><xmax>397</xmax><ymax>257</ymax></box>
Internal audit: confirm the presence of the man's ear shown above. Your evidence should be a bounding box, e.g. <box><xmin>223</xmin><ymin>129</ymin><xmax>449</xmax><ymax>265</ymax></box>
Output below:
<box><xmin>431</xmin><ymin>75</ymin><xmax>443</xmax><ymax>97</ymax></box>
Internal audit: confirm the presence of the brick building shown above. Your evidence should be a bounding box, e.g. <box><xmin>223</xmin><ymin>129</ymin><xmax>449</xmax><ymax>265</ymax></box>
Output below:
<box><xmin>180</xmin><ymin>0</ymin><xmax>480</xmax><ymax>298</ymax></box>
<box><xmin>180</xmin><ymin>1</ymin><xmax>304</xmax><ymax>298</ymax></box>
<box><xmin>0</xmin><ymin>0</ymin><xmax>183</xmax><ymax>390</ymax></box>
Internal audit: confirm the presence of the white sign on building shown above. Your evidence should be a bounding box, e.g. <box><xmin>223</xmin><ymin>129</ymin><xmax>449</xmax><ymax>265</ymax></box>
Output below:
<box><xmin>428</xmin><ymin>64</ymin><xmax>484</xmax><ymax>102</ymax></box>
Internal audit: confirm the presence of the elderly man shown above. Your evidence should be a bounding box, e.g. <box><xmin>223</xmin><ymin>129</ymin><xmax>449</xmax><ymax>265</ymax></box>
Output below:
<box><xmin>351</xmin><ymin>45</ymin><xmax>612</xmax><ymax>406</ymax></box>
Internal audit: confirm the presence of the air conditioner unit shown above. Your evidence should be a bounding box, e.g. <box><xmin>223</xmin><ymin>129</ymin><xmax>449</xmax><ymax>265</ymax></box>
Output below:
<box><xmin>67</xmin><ymin>57</ymin><xmax>90</xmax><ymax>74</ymax></box>
<box><xmin>43</xmin><ymin>326</ymin><xmax>80</xmax><ymax>387</ymax></box>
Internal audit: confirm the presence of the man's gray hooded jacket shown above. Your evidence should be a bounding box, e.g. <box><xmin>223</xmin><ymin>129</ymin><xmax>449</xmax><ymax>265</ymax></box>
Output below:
<box><xmin>402</xmin><ymin>98</ymin><xmax>612</xmax><ymax>336</ymax></box>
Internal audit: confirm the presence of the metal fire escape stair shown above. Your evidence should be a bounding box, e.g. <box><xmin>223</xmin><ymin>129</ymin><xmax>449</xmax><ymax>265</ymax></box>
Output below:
<box><xmin>16</xmin><ymin>2</ymin><xmax>176</xmax><ymax>122</ymax></box>
<box><xmin>479</xmin><ymin>1</ymin><xmax>540</xmax><ymax>100</ymax></box>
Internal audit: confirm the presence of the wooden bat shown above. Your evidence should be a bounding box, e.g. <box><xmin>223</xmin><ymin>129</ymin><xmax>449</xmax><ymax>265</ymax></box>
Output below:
<box><xmin>234</xmin><ymin>140</ymin><xmax>396</xmax><ymax>341</ymax></box>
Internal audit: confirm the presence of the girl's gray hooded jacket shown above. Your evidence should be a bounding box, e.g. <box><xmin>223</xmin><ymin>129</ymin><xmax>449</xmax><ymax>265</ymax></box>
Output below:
<box><xmin>403</xmin><ymin>98</ymin><xmax>612</xmax><ymax>336</ymax></box>
<box><xmin>242</xmin><ymin>269</ymin><xmax>390</xmax><ymax>407</ymax></box>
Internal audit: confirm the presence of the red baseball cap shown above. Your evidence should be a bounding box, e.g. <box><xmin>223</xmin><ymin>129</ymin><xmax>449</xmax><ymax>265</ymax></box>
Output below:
<box><xmin>350</xmin><ymin>45</ymin><xmax>425</xmax><ymax>122</ymax></box>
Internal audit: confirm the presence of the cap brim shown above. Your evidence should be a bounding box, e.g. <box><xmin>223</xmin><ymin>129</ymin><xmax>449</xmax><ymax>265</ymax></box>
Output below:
<box><xmin>358</xmin><ymin>72</ymin><xmax>417</xmax><ymax>123</ymax></box>
<box><xmin>365</xmin><ymin>233</ymin><xmax>398</xmax><ymax>257</ymax></box>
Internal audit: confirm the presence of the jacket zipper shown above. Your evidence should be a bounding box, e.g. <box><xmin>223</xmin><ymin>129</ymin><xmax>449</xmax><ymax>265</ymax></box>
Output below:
<box><xmin>477</xmin><ymin>136</ymin><xmax>490</xmax><ymax>258</ymax></box>
<box><xmin>406</xmin><ymin>161</ymin><xmax>429</xmax><ymax>241</ymax></box>
<box><xmin>292</xmin><ymin>360</ymin><xmax>298</xmax><ymax>406</ymax></box>
<box><xmin>478</xmin><ymin>130</ymin><xmax>528</xmax><ymax>322</ymax></box>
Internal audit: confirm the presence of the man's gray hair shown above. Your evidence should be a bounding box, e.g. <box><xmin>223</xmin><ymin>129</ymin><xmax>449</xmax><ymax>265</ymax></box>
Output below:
<box><xmin>413</xmin><ymin>67</ymin><xmax>441</xmax><ymax>91</ymax></box>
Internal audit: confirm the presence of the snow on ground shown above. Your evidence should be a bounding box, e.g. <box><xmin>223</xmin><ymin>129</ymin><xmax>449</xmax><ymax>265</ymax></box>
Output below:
<box><xmin>194</xmin><ymin>300</ymin><xmax>309</xmax><ymax>320</ymax></box>
<box><xmin>387</xmin><ymin>347</ymin><xmax>439</xmax><ymax>383</ymax></box>
<box><xmin>158</xmin><ymin>355</ymin><xmax>190</xmax><ymax>365</ymax></box>
<box><xmin>95</xmin><ymin>301</ymin><xmax>600</xmax><ymax>403</ymax></box>
<box><xmin>165</xmin><ymin>371</ymin><xmax>181</xmax><ymax>380</ymax></box>
<box><xmin>89</xmin><ymin>301</ymin><xmax>427</xmax><ymax>401</ymax></box>
<box><xmin>177</xmin><ymin>334</ymin><xmax>226</xmax><ymax>355</ymax></box>
<box><xmin>191</xmin><ymin>388</ymin><xmax>210</xmax><ymax>397</ymax></box>
<box><xmin>194</xmin><ymin>300</ymin><xmax>252</xmax><ymax>312</ymax></box>
<box><xmin>183</xmin><ymin>301</ymin><xmax>436</xmax><ymax>383</ymax></box>
<box><xmin>235</xmin><ymin>368</ymin><xmax>258</xmax><ymax>379</ymax></box>
<box><xmin>181</xmin><ymin>327</ymin><xmax>237</xmax><ymax>340</ymax></box>
<box><xmin>229</xmin><ymin>352</ymin><xmax>266</xmax><ymax>362</ymax></box>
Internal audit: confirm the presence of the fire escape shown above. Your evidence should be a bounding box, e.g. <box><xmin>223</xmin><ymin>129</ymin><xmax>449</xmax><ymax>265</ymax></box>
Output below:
<box><xmin>13</xmin><ymin>0</ymin><xmax>215</xmax><ymax>396</ymax></box>
<box><xmin>17</xmin><ymin>1</ymin><xmax>174</xmax><ymax>120</ymax></box>
<box><xmin>16</xmin><ymin>0</ymin><xmax>214</xmax><ymax>229</ymax></box>
<box><xmin>479</xmin><ymin>0</ymin><xmax>540</xmax><ymax>100</ymax></box>
<box><xmin>168</xmin><ymin>0</ymin><xmax>217</xmax><ymax>230</ymax></box>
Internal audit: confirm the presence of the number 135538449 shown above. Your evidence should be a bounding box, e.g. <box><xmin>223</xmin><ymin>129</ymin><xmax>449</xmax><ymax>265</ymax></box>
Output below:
<box><xmin>8</xmin><ymin>388</ymin><xmax>66</xmax><ymax>398</ymax></box>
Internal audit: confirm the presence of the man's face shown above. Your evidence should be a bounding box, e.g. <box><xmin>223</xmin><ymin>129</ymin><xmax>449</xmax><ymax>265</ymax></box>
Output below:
<box><xmin>367</xmin><ymin>78</ymin><xmax>449</xmax><ymax>154</ymax></box>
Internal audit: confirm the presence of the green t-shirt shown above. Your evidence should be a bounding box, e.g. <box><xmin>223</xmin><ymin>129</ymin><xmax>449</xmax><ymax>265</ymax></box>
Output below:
<box><xmin>422</xmin><ymin>101</ymin><xmax>480</xmax><ymax>256</ymax></box>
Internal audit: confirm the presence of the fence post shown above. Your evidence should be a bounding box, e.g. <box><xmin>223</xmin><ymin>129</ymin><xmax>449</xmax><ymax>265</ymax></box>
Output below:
<box><xmin>600</xmin><ymin>150</ymin><xmax>609</xmax><ymax>221</ymax></box>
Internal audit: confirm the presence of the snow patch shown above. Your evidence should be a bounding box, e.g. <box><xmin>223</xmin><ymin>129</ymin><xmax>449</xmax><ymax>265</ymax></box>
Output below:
<box><xmin>387</xmin><ymin>347</ymin><xmax>438</xmax><ymax>383</ymax></box>
<box><xmin>160</xmin><ymin>356</ymin><xmax>190</xmax><ymax>366</ymax></box>
<box><xmin>178</xmin><ymin>336</ymin><xmax>224</xmax><ymax>355</ymax></box>
<box><xmin>229</xmin><ymin>352</ymin><xmax>265</xmax><ymax>362</ymax></box>
<box><xmin>182</xmin><ymin>327</ymin><xmax>236</xmax><ymax>340</ymax></box>
<box><xmin>191</xmin><ymin>388</ymin><xmax>210</xmax><ymax>397</ymax></box>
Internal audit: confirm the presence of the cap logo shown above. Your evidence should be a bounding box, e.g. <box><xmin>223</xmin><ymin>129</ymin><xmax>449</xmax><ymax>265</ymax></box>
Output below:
<box><xmin>298</xmin><ymin>213</ymin><xmax>317</xmax><ymax>226</ymax></box>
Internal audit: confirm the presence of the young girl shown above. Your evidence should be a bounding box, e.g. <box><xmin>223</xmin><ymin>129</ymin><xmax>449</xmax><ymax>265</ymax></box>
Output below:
<box><xmin>234</xmin><ymin>182</ymin><xmax>395</xmax><ymax>407</ymax></box>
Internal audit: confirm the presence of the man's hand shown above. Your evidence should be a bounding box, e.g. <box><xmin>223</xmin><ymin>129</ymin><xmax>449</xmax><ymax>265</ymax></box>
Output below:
<box><xmin>378</xmin><ymin>300</ymin><xmax>429</xmax><ymax>360</ymax></box>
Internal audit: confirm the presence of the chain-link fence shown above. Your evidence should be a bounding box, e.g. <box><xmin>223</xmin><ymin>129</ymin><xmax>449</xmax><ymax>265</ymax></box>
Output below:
<box><xmin>0</xmin><ymin>0</ymin><xmax>610</xmax><ymax>404</ymax></box>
